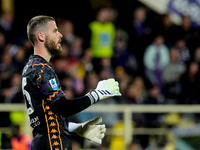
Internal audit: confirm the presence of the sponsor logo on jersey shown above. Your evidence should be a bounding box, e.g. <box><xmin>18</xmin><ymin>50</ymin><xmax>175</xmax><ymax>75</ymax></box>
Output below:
<box><xmin>49</xmin><ymin>78</ymin><xmax>59</xmax><ymax>90</ymax></box>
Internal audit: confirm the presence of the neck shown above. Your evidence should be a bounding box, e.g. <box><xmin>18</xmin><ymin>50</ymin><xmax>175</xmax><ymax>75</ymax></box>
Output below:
<box><xmin>34</xmin><ymin>45</ymin><xmax>51</xmax><ymax>62</ymax></box>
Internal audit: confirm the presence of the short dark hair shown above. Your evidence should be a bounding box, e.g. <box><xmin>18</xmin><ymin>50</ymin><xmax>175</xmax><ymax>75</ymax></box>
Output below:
<box><xmin>27</xmin><ymin>15</ymin><xmax>55</xmax><ymax>45</ymax></box>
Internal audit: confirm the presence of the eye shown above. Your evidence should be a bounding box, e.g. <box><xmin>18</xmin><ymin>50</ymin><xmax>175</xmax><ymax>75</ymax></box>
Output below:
<box><xmin>54</xmin><ymin>29</ymin><xmax>58</xmax><ymax>33</ymax></box>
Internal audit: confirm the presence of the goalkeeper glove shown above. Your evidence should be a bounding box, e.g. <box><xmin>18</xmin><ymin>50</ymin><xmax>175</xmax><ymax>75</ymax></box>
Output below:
<box><xmin>77</xmin><ymin>117</ymin><xmax>106</xmax><ymax>144</ymax></box>
<box><xmin>86</xmin><ymin>78</ymin><xmax>121</xmax><ymax>104</ymax></box>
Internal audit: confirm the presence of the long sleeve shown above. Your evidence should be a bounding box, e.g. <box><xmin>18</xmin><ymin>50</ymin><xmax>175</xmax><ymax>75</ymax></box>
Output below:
<box><xmin>50</xmin><ymin>95</ymin><xmax>92</xmax><ymax>118</ymax></box>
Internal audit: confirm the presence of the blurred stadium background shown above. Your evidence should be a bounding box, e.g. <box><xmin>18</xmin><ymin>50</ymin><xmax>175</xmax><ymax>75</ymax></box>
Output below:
<box><xmin>1</xmin><ymin>0</ymin><xmax>200</xmax><ymax>149</ymax></box>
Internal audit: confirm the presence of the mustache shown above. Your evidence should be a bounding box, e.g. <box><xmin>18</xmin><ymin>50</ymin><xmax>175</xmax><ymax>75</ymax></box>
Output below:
<box><xmin>58</xmin><ymin>38</ymin><xmax>62</xmax><ymax>43</ymax></box>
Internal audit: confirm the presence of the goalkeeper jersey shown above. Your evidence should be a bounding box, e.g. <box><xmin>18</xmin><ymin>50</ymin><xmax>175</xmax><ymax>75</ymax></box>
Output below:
<box><xmin>22</xmin><ymin>55</ymin><xmax>91</xmax><ymax>150</ymax></box>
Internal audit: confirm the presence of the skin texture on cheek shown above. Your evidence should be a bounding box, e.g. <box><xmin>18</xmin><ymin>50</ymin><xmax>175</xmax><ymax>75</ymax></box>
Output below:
<box><xmin>44</xmin><ymin>21</ymin><xmax>63</xmax><ymax>56</ymax></box>
<box><xmin>45</xmin><ymin>35</ymin><xmax>62</xmax><ymax>56</ymax></box>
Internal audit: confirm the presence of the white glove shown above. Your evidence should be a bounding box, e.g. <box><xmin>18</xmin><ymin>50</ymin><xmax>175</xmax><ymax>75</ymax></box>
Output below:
<box><xmin>86</xmin><ymin>78</ymin><xmax>121</xmax><ymax>104</ymax></box>
<box><xmin>77</xmin><ymin>117</ymin><xmax>106</xmax><ymax>144</ymax></box>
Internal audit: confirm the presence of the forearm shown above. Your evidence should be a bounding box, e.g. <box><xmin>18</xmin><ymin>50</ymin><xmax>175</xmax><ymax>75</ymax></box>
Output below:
<box><xmin>51</xmin><ymin>95</ymin><xmax>92</xmax><ymax>118</ymax></box>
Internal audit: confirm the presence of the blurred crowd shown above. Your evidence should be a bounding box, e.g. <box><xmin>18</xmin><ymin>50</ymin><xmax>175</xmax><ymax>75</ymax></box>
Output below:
<box><xmin>1</xmin><ymin>1</ymin><xmax>200</xmax><ymax>150</ymax></box>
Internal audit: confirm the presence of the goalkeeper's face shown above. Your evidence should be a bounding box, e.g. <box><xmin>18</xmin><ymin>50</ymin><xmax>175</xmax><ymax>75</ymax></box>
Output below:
<box><xmin>44</xmin><ymin>21</ymin><xmax>63</xmax><ymax>56</ymax></box>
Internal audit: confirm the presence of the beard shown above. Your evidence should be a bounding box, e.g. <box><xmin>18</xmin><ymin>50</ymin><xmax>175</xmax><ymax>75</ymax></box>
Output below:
<box><xmin>45</xmin><ymin>36</ymin><xmax>62</xmax><ymax>56</ymax></box>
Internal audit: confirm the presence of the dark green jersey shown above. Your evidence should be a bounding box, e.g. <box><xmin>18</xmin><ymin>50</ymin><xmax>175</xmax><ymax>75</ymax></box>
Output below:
<box><xmin>22</xmin><ymin>55</ymin><xmax>92</xmax><ymax>150</ymax></box>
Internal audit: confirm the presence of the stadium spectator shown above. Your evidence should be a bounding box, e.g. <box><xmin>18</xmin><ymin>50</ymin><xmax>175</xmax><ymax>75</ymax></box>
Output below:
<box><xmin>176</xmin><ymin>15</ymin><xmax>198</xmax><ymax>51</ymax></box>
<box><xmin>0</xmin><ymin>32</ymin><xmax>6</xmax><ymax>56</ymax></box>
<box><xmin>115</xmin><ymin>66</ymin><xmax>131</xmax><ymax>97</ymax></box>
<box><xmin>180</xmin><ymin>61</ymin><xmax>200</xmax><ymax>104</ymax></box>
<box><xmin>173</xmin><ymin>38</ymin><xmax>191</xmax><ymax>65</ymax></box>
<box><xmin>193</xmin><ymin>46</ymin><xmax>200</xmax><ymax>67</ymax></box>
<box><xmin>70</xmin><ymin>36</ymin><xmax>84</xmax><ymax>60</ymax></box>
<box><xmin>0</xmin><ymin>11</ymin><xmax>13</xmax><ymax>43</ymax></box>
<box><xmin>127</xmin><ymin>6</ymin><xmax>152</xmax><ymax>74</ymax></box>
<box><xmin>154</xmin><ymin>13</ymin><xmax>179</xmax><ymax>48</ymax></box>
<box><xmin>88</xmin><ymin>6</ymin><xmax>116</xmax><ymax>73</ymax></box>
<box><xmin>0</xmin><ymin>51</ymin><xmax>17</xmax><ymax>88</ymax></box>
<box><xmin>143</xmin><ymin>35</ymin><xmax>170</xmax><ymax>89</ymax></box>
<box><xmin>99</xmin><ymin>58</ymin><xmax>115</xmax><ymax>80</ymax></box>
<box><xmin>114</xmin><ymin>28</ymin><xmax>138</xmax><ymax>76</ymax></box>
<box><xmin>57</xmin><ymin>19</ymin><xmax>76</xmax><ymax>47</ymax></box>
<box><xmin>10</xmin><ymin>124</ymin><xmax>32</xmax><ymax>150</ymax></box>
<box><xmin>162</xmin><ymin>48</ymin><xmax>186</xmax><ymax>104</ymax></box>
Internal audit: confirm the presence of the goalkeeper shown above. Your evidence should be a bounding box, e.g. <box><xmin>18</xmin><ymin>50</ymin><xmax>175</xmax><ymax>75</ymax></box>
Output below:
<box><xmin>22</xmin><ymin>15</ymin><xmax>121</xmax><ymax>150</ymax></box>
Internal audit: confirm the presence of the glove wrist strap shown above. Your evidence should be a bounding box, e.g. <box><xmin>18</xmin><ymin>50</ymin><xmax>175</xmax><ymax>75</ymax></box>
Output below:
<box><xmin>86</xmin><ymin>90</ymin><xmax>100</xmax><ymax>104</ymax></box>
<box><xmin>68</xmin><ymin>122</ymin><xmax>80</xmax><ymax>133</ymax></box>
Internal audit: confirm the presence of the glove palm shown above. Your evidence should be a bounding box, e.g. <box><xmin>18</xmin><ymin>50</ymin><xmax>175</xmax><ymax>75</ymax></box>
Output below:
<box><xmin>77</xmin><ymin>117</ymin><xmax>106</xmax><ymax>144</ymax></box>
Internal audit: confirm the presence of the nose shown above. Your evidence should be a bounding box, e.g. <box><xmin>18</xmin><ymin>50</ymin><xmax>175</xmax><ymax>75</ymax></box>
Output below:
<box><xmin>59</xmin><ymin>31</ymin><xmax>63</xmax><ymax>39</ymax></box>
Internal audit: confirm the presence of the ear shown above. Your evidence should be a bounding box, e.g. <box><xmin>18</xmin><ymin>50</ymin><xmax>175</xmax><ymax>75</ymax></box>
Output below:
<box><xmin>38</xmin><ymin>32</ymin><xmax>45</xmax><ymax>42</ymax></box>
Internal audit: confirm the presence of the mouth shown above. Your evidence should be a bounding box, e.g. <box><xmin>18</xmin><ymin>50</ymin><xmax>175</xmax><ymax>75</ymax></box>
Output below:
<box><xmin>58</xmin><ymin>40</ymin><xmax>62</xmax><ymax>46</ymax></box>
<box><xmin>58</xmin><ymin>38</ymin><xmax>62</xmax><ymax>43</ymax></box>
